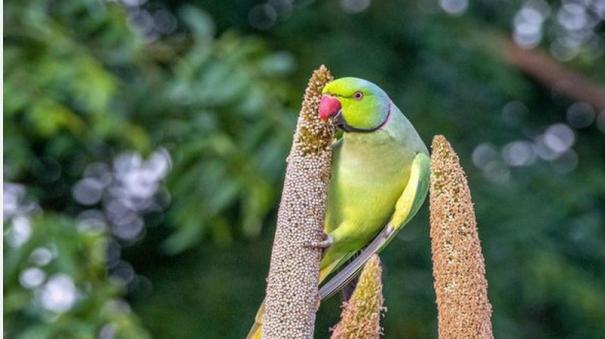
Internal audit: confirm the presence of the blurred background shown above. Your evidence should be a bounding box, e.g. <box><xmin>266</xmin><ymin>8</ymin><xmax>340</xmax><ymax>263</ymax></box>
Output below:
<box><xmin>4</xmin><ymin>0</ymin><xmax>605</xmax><ymax>338</ymax></box>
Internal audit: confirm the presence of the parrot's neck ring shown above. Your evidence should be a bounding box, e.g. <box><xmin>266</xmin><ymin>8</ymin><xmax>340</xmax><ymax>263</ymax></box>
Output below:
<box><xmin>334</xmin><ymin>102</ymin><xmax>391</xmax><ymax>133</ymax></box>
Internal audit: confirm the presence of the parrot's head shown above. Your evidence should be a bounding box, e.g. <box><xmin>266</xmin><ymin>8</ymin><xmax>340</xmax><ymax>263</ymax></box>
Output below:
<box><xmin>319</xmin><ymin>77</ymin><xmax>390</xmax><ymax>133</ymax></box>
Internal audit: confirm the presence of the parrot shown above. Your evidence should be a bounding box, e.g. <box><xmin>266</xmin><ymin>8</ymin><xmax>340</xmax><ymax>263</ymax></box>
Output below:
<box><xmin>247</xmin><ymin>77</ymin><xmax>430</xmax><ymax>339</ymax></box>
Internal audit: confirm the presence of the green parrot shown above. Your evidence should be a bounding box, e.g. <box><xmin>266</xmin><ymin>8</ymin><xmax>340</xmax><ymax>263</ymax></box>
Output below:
<box><xmin>248</xmin><ymin>77</ymin><xmax>430</xmax><ymax>339</ymax></box>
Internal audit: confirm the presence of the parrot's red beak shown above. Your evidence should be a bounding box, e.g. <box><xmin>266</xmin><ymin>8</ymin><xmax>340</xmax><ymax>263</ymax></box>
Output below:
<box><xmin>319</xmin><ymin>95</ymin><xmax>341</xmax><ymax>121</ymax></box>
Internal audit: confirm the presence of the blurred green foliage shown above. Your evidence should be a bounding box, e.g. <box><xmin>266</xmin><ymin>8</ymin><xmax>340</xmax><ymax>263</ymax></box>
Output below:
<box><xmin>5</xmin><ymin>0</ymin><xmax>298</xmax><ymax>252</ymax></box>
<box><xmin>4</xmin><ymin>0</ymin><xmax>605</xmax><ymax>338</ymax></box>
<box><xmin>4</xmin><ymin>214</ymin><xmax>149</xmax><ymax>339</ymax></box>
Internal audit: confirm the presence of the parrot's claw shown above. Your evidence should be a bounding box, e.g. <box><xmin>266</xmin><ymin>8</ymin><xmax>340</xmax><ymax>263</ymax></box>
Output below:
<box><xmin>305</xmin><ymin>235</ymin><xmax>333</xmax><ymax>249</ymax></box>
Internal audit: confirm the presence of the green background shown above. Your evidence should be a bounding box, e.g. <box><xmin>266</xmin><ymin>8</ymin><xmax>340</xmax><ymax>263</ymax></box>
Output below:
<box><xmin>4</xmin><ymin>0</ymin><xmax>605</xmax><ymax>338</ymax></box>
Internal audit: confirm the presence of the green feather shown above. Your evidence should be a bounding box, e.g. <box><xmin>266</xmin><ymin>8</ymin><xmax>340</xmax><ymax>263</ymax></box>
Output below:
<box><xmin>322</xmin><ymin>77</ymin><xmax>390</xmax><ymax>130</ymax></box>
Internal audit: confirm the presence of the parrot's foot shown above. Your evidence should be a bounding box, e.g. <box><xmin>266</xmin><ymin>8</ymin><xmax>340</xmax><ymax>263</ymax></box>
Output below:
<box><xmin>304</xmin><ymin>235</ymin><xmax>333</xmax><ymax>249</ymax></box>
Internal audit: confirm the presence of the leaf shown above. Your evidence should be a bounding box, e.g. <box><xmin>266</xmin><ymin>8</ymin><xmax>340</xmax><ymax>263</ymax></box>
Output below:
<box><xmin>179</xmin><ymin>6</ymin><xmax>215</xmax><ymax>43</ymax></box>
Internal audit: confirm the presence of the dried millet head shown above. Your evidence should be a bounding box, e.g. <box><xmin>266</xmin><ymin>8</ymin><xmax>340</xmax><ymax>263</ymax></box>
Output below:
<box><xmin>429</xmin><ymin>135</ymin><xmax>493</xmax><ymax>339</ymax></box>
<box><xmin>294</xmin><ymin>65</ymin><xmax>335</xmax><ymax>155</ymax></box>
<box><xmin>262</xmin><ymin>65</ymin><xmax>335</xmax><ymax>339</ymax></box>
<box><xmin>330</xmin><ymin>255</ymin><xmax>385</xmax><ymax>339</ymax></box>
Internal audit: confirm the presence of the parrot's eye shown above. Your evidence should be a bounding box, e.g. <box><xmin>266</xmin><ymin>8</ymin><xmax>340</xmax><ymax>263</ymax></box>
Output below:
<box><xmin>353</xmin><ymin>91</ymin><xmax>363</xmax><ymax>100</ymax></box>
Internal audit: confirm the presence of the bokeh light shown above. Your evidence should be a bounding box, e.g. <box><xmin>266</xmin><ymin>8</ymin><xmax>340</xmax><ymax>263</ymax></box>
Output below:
<box><xmin>439</xmin><ymin>0</ymin><xmax>468</xmax><ymax>15</ymax></box>
<box><xmin>37</xmin><ymin>274</ymin><xmax>78</xmax><ymax>314</ymax></box>
<box><xmin>30</xmin><ymin>247</ymin><xmax>55</xmax><ymax>266</ymax></box>
<box><xmin>551</xmin><ymin>149</ymin><xmax>579</xmax><ymax>173</ymax></box>
<box><xmin>5</xmin><ymin>216</ymin><xmax>33</xmax><ymax>248</ymax></box>
<box><xmin>124</xmin><ymin>1</ymin><xmax>177</xmax><ymax>41</ymax></box>
<box><xmin>543</xmin><ymin>123</ymin><xmax>575</xmax><ymax>153</ymax></box>
<box><xmin>483</xmin><ymin>159</ymin><xmax>511</xmax><ymax>183</ymax></box>
<box><xmin>153</xmin><ymin>9</ymin><xmax>178</xmax><ymax>34</ymax></box>
<box><xmin>557</xmin><ymin>3</ymin><xmax>588</xmax><ymax>31</ymax></box>
<box><xmin>72</xmin><ymin>149</ymin><xmax>171</xmax><ymax>242</ymax></box>
<box><xmin>472</xmin><ymin>143</ymin><xmax>512</xmax><ymax>183</ymax></box>
<box><xmin>121</xmin><ymin>0</ymin><xmax>146</xmax><ymax>7</ymax></box>
<box><xmin>512</xmin><ymin>0</ymin><xmax>605</xmax><ymax>61</ymax></box>
<box><xmin>77</xmin><ymin>209</ymin><xmax>108</xmax><ymax>232</ymax></box>
<box><xmin>249</xmin><ymin>4</ymin><xmax>278</xmax><ymax>30</ymax></box>
<box><xmin>501</xmin><ymin>101</ymin><xmax>529</xmax><ymax>126</ymax></box>
<box><xmin>502</xmin><ymin>140</ymin><xmax>536</xmax><ymax>167</ymax></box>
<box><xmin>98</xmin><ymin>324</ymin><xmax>117</xmax><ymax>339</ymax></box>
<box><xmin>4</xmin><ymin>183</ymin><xmax>39</xmax><ymax>222</ymax></box>
<box><xmin>111</xmin><ymin>261</ymin><xmax>136</xmax><ymax>286</ymax></box>
<box><xmin>472</xmin><ymin>143</ymin><xmax>499</xmax><ymax>170</ymax></box>
<box><xmin>566</xmin><ymin>102</ymin><xmax>596</xmax><ymax>128</ymax></box>
<box><xmin>20</xmin><ymin>268</ymin><xmax>46</xmax><ymax>289</ymax></box>
<box><xmin>513</xmin><ymin>5</ymin><xmax>546</xmax><ymax>48</ymax></box>
<box><xmin>269</xmin><ymin>0</ymin><xmax>294</xmax><ymax>17</ymax></box>
<box><xmin>72</xmin><ymin>178</ymin><xmax>105</xmax><ymax>206</ymax></box>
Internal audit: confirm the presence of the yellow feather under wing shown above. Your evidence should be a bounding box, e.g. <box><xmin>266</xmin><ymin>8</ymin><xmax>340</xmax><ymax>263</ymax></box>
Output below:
<box><xmin>389</xmin><ymin>151</ymin><xmax>431</xmax><ymax>231</ymax></box>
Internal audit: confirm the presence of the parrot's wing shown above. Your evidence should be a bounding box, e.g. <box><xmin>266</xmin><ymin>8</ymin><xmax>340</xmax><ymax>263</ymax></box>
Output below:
<box><xmin>319</xmin><ymin>152</ymin><xmax>430</xmax><ymax>300</ymax></box>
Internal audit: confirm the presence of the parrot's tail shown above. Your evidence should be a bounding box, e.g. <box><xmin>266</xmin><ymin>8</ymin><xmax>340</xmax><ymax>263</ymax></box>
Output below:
<box><xmin>246</xmin><ymin>302</ymin><xmax>265</xmax><ymax>339</ymax></box>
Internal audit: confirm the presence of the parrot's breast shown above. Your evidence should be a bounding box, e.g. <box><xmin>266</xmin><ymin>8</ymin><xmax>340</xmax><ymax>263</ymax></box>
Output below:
<box><xmin>325</xmin><ymin>130</ymin><xmax>414</xmax><ymax>247</ymax></box>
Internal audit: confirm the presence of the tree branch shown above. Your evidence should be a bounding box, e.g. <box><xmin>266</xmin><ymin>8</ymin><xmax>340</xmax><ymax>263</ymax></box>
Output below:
<box><xmin>502</xmin><ymin>40</ymin><xmax>605</xmax><ymax>111</ymax></box>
